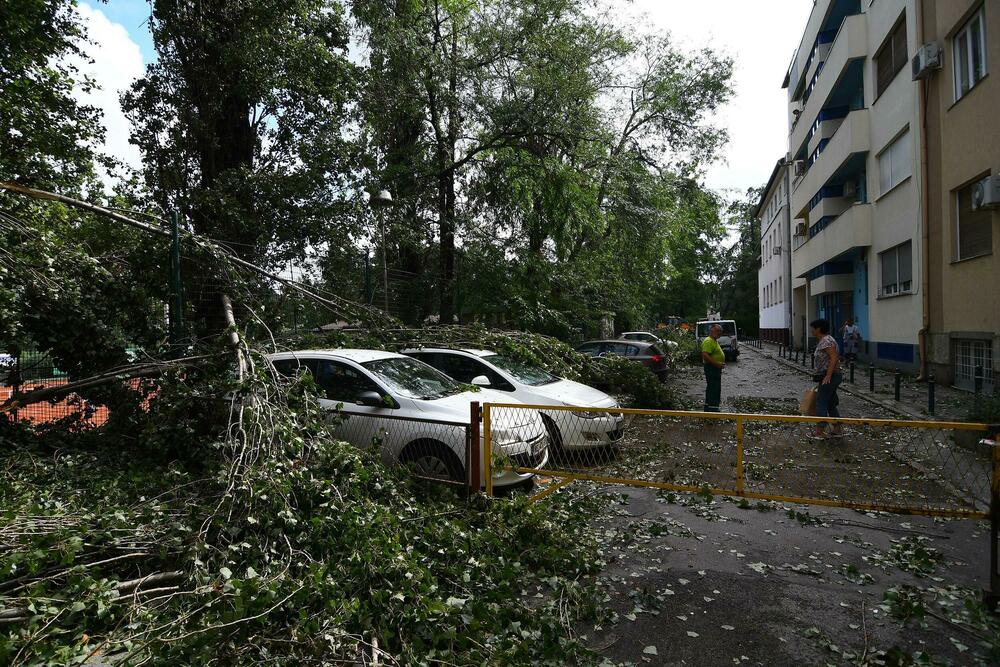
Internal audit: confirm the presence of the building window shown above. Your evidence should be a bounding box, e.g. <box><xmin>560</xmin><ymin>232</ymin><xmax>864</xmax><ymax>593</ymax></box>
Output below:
<box><xmin>878</xmin><ymin>129</ymin><xmax>911</xmax><ymax>195</ymax></box>
<box><xmin>956</xmin><ymin>179</ymin><xmax>993</xmax><ymax>260</ymax></box>
<box><xmin>953</xmin><ymin>7</ymin><xmax>988</xmax><ymax>101</ymax></box>
<box><xmin>878</xmin><ymin>241</ymin><xmax>912</xmax><ymax>296</ymax></box>
<box><xmin>952</xmin><ymin>339</ymin><xmax>994</xmax><ymax>392</ymax></box>
<box><xmin>875</xmin><ymin>14</ymin><xmax>908</xmax><ymax>98</ymax></box>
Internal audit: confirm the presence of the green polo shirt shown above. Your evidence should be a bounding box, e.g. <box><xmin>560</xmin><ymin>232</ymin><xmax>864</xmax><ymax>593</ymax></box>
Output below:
<box><xmin>701</xmin><ymin>336</ymin><xmax>725</xmax><ymax>365</ymax></box>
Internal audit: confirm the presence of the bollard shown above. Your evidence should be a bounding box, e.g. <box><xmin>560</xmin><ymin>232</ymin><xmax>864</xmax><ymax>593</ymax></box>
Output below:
<box><xmin>802</xmin><ymin>347</ymin><xmax>808</xmax><ymax>367</ymax></box>
<box><xmin>810</xmin><ymin>349</ymin><xmax>815</xmax><ymax>370</ymax></box>
<box><xmin>975</xmin><ymin>364</ymin><xmax>985</xmax><ymax>396</ymax></box>
<box><xmin>869</xmin><ymin>364</ymin><xmax>875</xmax><ymax>392</ymax></box>
<box><xmin>894</xmin><ymin>369</ymin><xmax>902</xmax><ymax>402</ymax></box>
<box><xmin>927</xmin><ymin>373</ymin><xmax>935</xmax><ymax>415</ymax></box>
<box><xmin>849</xmin><ymin>361</ymin><xmax>855</xmax><ymax>384</ymax></box>
<box><xmin>779</xmin><ymin>343</ymin><xmax>783</xmax><ymax>358</ymax></box>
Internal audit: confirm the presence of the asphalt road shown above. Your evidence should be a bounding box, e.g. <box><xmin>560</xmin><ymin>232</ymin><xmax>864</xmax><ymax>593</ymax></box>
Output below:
<box><xmin>562</xmin><ymin>351</ymin><xmax>997</xmax><ymax>666</ymax></box>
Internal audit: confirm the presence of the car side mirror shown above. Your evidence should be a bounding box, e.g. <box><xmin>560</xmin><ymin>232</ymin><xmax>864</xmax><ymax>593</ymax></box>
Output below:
<box><xmin>356</xmin><ymin>391</ymin><xmax>386</xmax><ymax>407</ymax></box>
<box><xmin>470</xmin><ymin>375</ymin><xmax>491</xmax><ymax>387</ymax></box>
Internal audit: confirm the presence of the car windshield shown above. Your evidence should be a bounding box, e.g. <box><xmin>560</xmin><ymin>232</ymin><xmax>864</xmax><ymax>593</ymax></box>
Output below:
<box><xmin>697</xmin><ymin>322</ymin><xmax>737</xmax><ymax>338</ymax></box>
<box><xmin>484</xmin><ymin>354</ymin><xmax>558</xmax><ymax>387</ymax></box>
<box><xmin>362</xmin><ymin>357</ymin><xmax>463</xmax><ymax>400</ymax></box>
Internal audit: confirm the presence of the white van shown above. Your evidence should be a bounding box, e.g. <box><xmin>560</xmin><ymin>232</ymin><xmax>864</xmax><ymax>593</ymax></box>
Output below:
<box><xmin>696</xmin><ymin>320</ymin><xmax>739</xmax><ymax>361</ymax></box>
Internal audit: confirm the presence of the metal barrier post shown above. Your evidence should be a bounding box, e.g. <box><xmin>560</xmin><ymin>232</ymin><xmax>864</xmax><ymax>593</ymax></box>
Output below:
<box><xmin>927</xmin><ymin>374</ymin><xmax>935</xmax><ymax>416</ymax></box>
<box><xmin>483</xmin><ymin>404</ymin><xmax>493</xmax><ymax>497</ymax></box>
<box><xmin>869</xmin><ymin>364</ymin><xmax>875</xmax><ymax>392</ymax></box>
<box><xmin>469</xmin><ymin>401</ymin><xmax>481</xmax><ymax>493</ymax></box>
<box><xmin>988</xmin><ymin>432</ymin><xmax>1000</xmax><ymax>611</ymax></box>
<box><xmin>894</xmin><ymin>369</ymin><xmax>902</xmax><ymax>402</ymax></box>
<box><xmin>735</xmin><ymin>415</ymin><xmax>745</xmax><ymax>495</ymax></box>
<box><xmin>849</xmin><ymin>361</ymin><xmax>855</xmax><ymax>384</ymax></box>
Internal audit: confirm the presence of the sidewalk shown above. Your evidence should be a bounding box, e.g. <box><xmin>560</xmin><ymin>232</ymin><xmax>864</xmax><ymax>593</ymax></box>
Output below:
<box><xmin>746</xmin><ymin>341</ymin><xmax>980</xmax><ymax>422</ymax></box>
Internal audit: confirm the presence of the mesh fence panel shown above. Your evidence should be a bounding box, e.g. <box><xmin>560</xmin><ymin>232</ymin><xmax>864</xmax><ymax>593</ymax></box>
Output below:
<box><xmin>315</xmin><ymin>410</ymin><xmax>480</xmax><ymax>489</ymax></box>
<box><xmin>485</xmin><ymin>404</ymin><xmax>994</xmax><ymax>517</ymax></box>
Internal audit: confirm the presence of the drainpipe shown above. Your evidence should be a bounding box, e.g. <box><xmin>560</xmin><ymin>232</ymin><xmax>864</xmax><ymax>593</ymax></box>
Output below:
<box><xmin>915</xmin><ymin>0</ymin><xmax>931</xmax><ymax>381</ymax></box>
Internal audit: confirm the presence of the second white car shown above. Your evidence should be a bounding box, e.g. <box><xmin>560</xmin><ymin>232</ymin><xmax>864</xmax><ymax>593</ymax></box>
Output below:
<box><xmin>401</xmin><ymin>348</ymin><xmax>624</xmax><ymax>452</ymax></box>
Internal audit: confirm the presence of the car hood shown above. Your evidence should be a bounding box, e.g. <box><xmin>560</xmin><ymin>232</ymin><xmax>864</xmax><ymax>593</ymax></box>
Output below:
<box><xmin>719</xmin><ymin>336</ymin><xmax>736</xmax><ymax>347</ymax></box>
<box><xmin>413</xmin><ymin>388</ymin><xmax>529</xmax><ymax>423</ymax></box>
<box><xmin>523</xmin><ymin>379</ymin><xmax>617</xmax><ymax>408</ymax></box>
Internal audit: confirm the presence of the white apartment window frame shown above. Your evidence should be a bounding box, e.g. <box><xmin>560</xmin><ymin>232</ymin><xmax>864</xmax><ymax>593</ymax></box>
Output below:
<box><xmin>877</xmin><ymin>127</ymin><xmax>912</xmax><ymax>197</ymax></box>
<box><xmin>878</xmin><ymin>240</ymin><xmax>913</xmax><ymax>297</ymax></box>
<box><xmin>952</xmin><ymin>338</ymin><xmax>994</xmax><ymax>392</ymax></box>
<box><xmin>953</xmin><ymin>6</ymin><xmax>988</xmax><ymax>102</ymax></box>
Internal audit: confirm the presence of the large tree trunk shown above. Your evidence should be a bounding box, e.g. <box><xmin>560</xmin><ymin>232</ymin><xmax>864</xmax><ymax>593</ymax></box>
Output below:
<box><xmin>438</xmin><ymin>26</ymin><xmax>460</xmax><ymax>325</ymax></box>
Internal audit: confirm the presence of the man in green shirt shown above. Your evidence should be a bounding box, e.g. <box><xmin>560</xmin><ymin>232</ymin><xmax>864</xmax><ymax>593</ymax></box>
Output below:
<box><xmin>701</xmin><ymin>324</ymin><xmax>726</xmax><ymax>412</ymax></box>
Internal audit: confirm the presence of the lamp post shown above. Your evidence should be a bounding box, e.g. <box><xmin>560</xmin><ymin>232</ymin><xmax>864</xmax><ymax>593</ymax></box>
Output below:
<box><xmin>370</xmin><ymin>189</ymin><xmax>393</xmax><ymax>315</ymax></box>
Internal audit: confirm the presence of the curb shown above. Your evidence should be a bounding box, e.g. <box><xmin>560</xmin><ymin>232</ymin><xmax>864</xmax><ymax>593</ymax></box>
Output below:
<box><xmin>744</xmin><ymin>344</ymin><xmax>928</xmax><ymax>420</ymax></box>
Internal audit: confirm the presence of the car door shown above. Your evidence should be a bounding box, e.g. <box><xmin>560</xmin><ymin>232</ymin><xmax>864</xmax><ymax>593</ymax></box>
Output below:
<box><xmin>437</xmin><ymin>353</ymin><xmax>514</xmax><ymax>391</ymax></box>
<box><xmin>302</xmin><ymin>358</ymin><xmax>396</xmax><ymax>453</ymax></box>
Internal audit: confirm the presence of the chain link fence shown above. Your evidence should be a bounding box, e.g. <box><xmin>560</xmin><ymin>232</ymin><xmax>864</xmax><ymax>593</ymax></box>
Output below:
<box><xmin>483</xmin><ymin>404</ymin><xmax>995</xmax><ymax>518</ymax></box>
<box><xmin>0</xmin><ymin>351</ymin><xmax>107</xmax><ymax>427</ymax></box>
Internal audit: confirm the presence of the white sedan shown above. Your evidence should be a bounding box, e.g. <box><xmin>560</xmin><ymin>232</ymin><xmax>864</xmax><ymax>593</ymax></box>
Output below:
<box><xmin>267</xmin><ymin>349</ymin><xmax>547</xmax><ymax>488</ymax></box>
<box><xmin>402</xmin><ymin>348</ymin><xmax>624</xmax><ymax>451</ymax></box>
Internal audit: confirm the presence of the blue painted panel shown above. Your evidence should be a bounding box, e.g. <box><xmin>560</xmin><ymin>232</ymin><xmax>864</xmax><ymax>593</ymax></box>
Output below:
<box><xmin>877</xmin><ymin>342</ymin><xmax>915</xmax><ymax>364</ymax></box>
<box><xmin>852</xmin><ymin>256</ymin><xmax>869</xmax><ymax>337</ymax></box>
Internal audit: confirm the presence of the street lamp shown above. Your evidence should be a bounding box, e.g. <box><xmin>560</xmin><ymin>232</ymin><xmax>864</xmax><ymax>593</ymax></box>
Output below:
<box><xmin>370</xmin><ymin>190</ymin><xmax>393</xmax><ymax>315</ymax></box>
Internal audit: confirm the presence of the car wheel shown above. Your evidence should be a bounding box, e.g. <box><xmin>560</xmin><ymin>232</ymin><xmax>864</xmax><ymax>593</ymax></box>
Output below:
<box><xmin>541</xmin><ymin>414</ymin><xmax>564</xmax><ymax>454</ymax></box>
<box><xmin>400</xmin><ymin>439</ymin><xmax>465</xmax><ymax>483</ymax></box>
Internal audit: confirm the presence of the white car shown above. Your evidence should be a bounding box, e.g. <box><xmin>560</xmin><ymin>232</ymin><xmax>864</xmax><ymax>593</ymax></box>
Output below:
<box><xmin>695</xmin><ymin>319</ymin><xmax>740</xmax><ymax>361</ymax></box>
<box><xmin>401</xmin><ymin>348</ymin><xmax>624</xmax><ymax>451</ymax></box>
<box><xmin>267</xmin><ymin>349</ymin><xmax>547</xmax><ymax>488</ymax></box>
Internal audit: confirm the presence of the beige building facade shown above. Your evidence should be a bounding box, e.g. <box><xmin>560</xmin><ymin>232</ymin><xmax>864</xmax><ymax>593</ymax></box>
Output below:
<box><xmin>921</xmin><ymin>0</ymin><xmax>999</xmax><ymax>390</ymax></box>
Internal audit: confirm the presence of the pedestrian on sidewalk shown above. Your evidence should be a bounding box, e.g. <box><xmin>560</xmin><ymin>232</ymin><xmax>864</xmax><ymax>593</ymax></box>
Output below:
<box><xmin>842</xmin><ymin>317</ymin><xmax>861</xmax><ymax>364</ymax></box>
<box><xmin>701</xmin><ymin>324</ymin><xmax>726</xmax><ymax>412</ymax></box>
<box><xmin>809</xmin><ymin>319</ymin><xmax>844</xmax><ymax>440</ymax></box>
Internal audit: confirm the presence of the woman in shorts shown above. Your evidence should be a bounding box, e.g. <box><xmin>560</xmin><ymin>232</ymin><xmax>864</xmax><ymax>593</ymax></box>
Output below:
<box><xmin>809</xmin><ymin>319</ymin><xmax>844</xmax><ymax>440</ymax></box>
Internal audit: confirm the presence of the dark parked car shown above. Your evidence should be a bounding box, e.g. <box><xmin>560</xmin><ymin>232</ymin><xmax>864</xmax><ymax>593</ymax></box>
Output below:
<box><xmin>574</xmin><ymin>340</ymin><xmax>668</xmax><ymax>382</ymax></box>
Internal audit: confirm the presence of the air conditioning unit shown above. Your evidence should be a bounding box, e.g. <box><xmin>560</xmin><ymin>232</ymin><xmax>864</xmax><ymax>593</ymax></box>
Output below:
<box><xmin>972</xmin><ymin>175</ymin><xmax>1000</xmax><ymax>210</ymax></box>
<box><xmin>794</xmin><ymin>222</ymin><xmax>807</xmax><ymax>236</ymax></box>
<box><xmin>843</xmin><ymin>181</ymin><xmax>857</xmax><ymax>199</ymax></box>
<box><xmin>912</xmin><ymin>42</ymin><xmax>942</xmax><ymax>80</ymax></box>
<box><xmin>772</xmin><ymin>245</ymin><xmax>782</xmax><ymax>256</ymax></box>
<box><xmin>793</xmin><ymin>160</ymin><xmax>807</xmax><ymax>176</ymax></box>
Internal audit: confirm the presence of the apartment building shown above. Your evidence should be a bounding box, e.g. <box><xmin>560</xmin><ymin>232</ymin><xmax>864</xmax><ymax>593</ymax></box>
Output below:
<box><xmin>783</xmin><ymin>0</ymin><xmax>923</xmax><ymax>370</ymax></box>
<box><xmin>920</xmin><ymin>1</ymin><xmax>998</xmax><ymax>390</ymax></box>
<box><xmin>755</xmin><ymin>159</ymin><xmax>793</xmax><ymax>345</ymax></box>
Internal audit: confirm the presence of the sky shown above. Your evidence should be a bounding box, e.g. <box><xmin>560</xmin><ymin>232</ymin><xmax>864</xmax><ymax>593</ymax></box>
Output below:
<box><xmin>75</xmin><ymin>0</ymin><xmax>814</xmax><ymax>197</ymax></box>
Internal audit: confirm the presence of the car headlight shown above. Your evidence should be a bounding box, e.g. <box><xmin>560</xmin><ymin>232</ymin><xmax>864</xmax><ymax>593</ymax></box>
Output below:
<box><xmin>572</xmin><ymin>410</ymin><xmax>601</xmax><ymax>419</ymax></box>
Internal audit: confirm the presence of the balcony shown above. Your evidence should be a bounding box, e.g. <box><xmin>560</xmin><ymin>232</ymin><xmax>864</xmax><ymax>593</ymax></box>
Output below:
<box><xmin>792</xmin><ymin>108</ymin><xmax>869</xmax><ymax>217</ymax></box>
<box><xmin>793</xmin><ymin>203</ymin><xmax>872</xmax><ymax>278</ymax></box>
<box><xmin>790</xmin><ymin>12</ymin><xmax>867</xmax><ymax>161</ymax></box>
<box><xmin>810</xmin><ymin>273</ymin><xmax>853</xmax><ymax>296</ymax></box>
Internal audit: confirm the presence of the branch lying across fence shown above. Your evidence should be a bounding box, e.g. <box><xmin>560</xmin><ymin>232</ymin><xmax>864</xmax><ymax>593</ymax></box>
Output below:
<box><xmin>0</xmin><ymin>354</ymin><xmax>220</xmax><ymax>414</ymax></box>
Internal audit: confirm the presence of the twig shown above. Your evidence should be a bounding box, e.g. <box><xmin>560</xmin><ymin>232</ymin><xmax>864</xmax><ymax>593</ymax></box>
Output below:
<box><xmin>860</xmin><ymin>592</ymin><xmax>868</xmax><ymax>664</ymax></box>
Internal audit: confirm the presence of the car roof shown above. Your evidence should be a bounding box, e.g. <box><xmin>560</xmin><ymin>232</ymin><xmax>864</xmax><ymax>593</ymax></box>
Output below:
<box><xmin>401</xmin><ymin>347</ymin><xmax>496</xmax><ymax>357</ymax></box>
<box><xmin>577</xmin><ymin>339</ymin><xmax>652</xmax><ymax>347</ymax></box>
<box><xmin>268</xmin><ymin>348</ymin><xmax>402</xmax><ymax>364</ymax></box>
<box><xmin>621</xmin><ymin>331</ymin><xmax>657</xmax><ymax>336</ymax></box>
